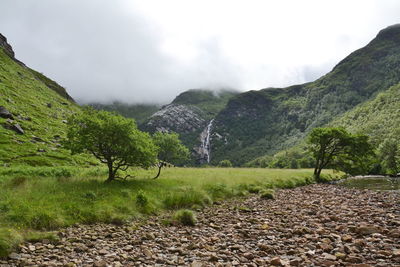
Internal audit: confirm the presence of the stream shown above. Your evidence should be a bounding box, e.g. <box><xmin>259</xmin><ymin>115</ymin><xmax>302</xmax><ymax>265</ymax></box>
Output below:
<box><xmin>338</xmin><ymin>175</ymin><xmax>400</xmax><ymax>191</ymax></box>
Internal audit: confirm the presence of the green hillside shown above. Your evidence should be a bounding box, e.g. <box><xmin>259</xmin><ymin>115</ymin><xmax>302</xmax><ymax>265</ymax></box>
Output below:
<box><xmin>211</xmin><ymin>24</ymin><xmax>400</xmax><ymax>165</ymax></box>
<box><xmin>332</xmin><ymin>82</ymin><xmax>400</xmax><ymax>144</ymax></box>
<box><xmin>0</xmin><ymin>47</ymin><xmax>93</xmax><ymax>166</ymax></box>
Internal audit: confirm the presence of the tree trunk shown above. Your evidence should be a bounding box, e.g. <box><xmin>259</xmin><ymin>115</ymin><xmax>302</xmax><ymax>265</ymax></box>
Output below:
<box><xmin>106</xmin><ymin>161</ymin><xmax>115</xmax><ymax>182</ymax></box>
<box><xmin>153</xmin><ymin>163</ymin><xmax>163</xmax><ymax>179</ymax></box>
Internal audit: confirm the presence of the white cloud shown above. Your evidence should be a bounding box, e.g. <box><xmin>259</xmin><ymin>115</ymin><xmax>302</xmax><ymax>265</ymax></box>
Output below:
<box><xmin>1</xmin><ymin>0</ymin><xmax>399</xmax><ymax>103</ymax></box>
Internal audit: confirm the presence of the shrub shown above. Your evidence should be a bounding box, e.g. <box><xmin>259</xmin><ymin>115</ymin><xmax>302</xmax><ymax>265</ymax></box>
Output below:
<box><xmin>136</xmin><ymin>190</ymin><xmax>148</xmax><ymax>207</ymax></box>
<box><xmin>218</xmin><ymin>160</ymin><xmax>233</xmax><ymax>167</ymax></box>
<box><xmin>260</xmin><ymin>189</ymin><xmax>275</xmax><ymax>199</ymax></box>
<box><xmin>173</xmin><ymin>209</ymin><xmax>197</xmax><ymax>226</ymax></box>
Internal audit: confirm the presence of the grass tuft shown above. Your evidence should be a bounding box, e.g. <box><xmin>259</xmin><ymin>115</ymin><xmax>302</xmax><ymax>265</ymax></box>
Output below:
<box><xmin>173</xmin><ymin>209</ymin><xmax>197</xmax><ymax>226</ymax></box>
<box><xmin>260</xmin><ymin>189</ymin><xmax>275</xmax><ymax>199</ymax></box>
<box><xmin>0</xmin><ymin>228</ymin><xmax>23</xmax><ymax>258</ymax></box>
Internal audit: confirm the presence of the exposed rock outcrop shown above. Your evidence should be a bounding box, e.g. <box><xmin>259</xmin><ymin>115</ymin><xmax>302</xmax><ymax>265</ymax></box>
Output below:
<box><xmin>0</xmin><ymin>33</ymin><xmax>15</xmax><ymax>58</ymax></box>
<box><xmin>2</xmin><ymin>120</ymin><xmax>24</xmax><ymax>134</ymax></box>
<box><xmin>0</xmin><ymin>106</ymin><xmax>13</xmax><ymax>119</ymax></box>
<box><xmin>145</xmin><ymin>104</ymin><xmax>207</xmax><ymax>134</ymax></box>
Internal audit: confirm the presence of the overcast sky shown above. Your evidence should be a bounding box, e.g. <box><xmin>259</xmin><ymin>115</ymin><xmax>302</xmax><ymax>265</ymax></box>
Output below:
<box><xmin>1</xmin><ymin>0</ymin><xmax>399</xmax><ymax>104</ymax></box>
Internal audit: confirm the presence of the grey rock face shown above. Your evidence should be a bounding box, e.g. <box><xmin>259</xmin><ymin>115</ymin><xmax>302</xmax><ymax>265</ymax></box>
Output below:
<box><xmin>146</xmin><ymin>104</ymin><xmax>206</xmax><ymax>133</ymax></box>
<box><xmin>0</xmin><ymin>33</ymin><xmax>15</xmax><ymax>58</ymax></box>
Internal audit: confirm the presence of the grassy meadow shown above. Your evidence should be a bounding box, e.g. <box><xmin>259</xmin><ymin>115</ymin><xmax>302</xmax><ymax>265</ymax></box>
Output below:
<box><xmin>0</xmin><ymin>166</ymin><xmax>338</xmax><ymax>257</ymax></box>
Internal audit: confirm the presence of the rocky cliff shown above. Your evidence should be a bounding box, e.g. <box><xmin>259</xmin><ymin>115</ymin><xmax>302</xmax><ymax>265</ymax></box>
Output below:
<box><xmin>142</xmin><ymin>89</ymin><xmax>237</xmax><ymax>164</ymax></box>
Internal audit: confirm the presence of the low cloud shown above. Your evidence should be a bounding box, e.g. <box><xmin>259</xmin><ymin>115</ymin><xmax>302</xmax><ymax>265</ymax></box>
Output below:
<box><xmin>1</xmin><ymin>0</ymin><xmax>399</xmax><ymax>103</ymax></box>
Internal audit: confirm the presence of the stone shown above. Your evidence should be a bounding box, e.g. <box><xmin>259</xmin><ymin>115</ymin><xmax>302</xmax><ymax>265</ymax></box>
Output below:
<box><xmin>0</xmin><ymin>106</ymin><xmax>13</xmax><ymax>119</ymax></box>
<box><xmin>143</xmin><ymin>248</ymin><xmax>152</xmax><ymax>258</ymax></box>
<box><xmin>342</xmin><ymin>234</ymin><xmax>353</xmax><ymax>242</ymax></box>
<box><xmin>191</xmin><ymin>261</ymin><xmax>204</xmax><ymax>267</ymax></box>
<box><xmin>388</xmin><ymin>229</ymin><xmax>400</xmax><ymax>238</ymax></box>
<box><xmin>3</xmin><ymin>122</ymin><xmax>24</xmax><ymax>134</ymax></box>
<box><xmin>93</xmin><ymin>260</ymin><xmax>108</xmax><ymax>267</ymax></box>
<box><xmin>323</xmin><ymin>253</ymin><xmax>337</xmax><ymax>261</ymax></box>
<box><xmin>8</xmin><ymin>253</ymin><xmax>21</xmax><ymax>260</ymax></box>
<box><xmin>346</xmin><ymin>255</ymin><xmax>363</xmax><ymax>263</ymax></box>
<box><xmin>289</xmin><ymin>258</ymin><xmax>301</xmax><ymax>266</ymax></box>
<box><xmin>270</xmin><ymin>257</ymin><xmax>283</xmax><ymax>266</ymax></box>
<box><xmin>98</xmin><ymin>249</ymin><xmax>109</xmax><ymax>255</ymax></box>
<box><xmin>355</xmin><ymin>225</ymin><xmax>380</xmax><ymax>235</ymax></box>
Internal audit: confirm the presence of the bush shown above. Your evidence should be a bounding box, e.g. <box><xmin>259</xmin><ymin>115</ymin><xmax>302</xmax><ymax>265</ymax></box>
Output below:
<box><xmin>136</xmin><ymin>190</ymin><xmax>148</xmax><ymax>207</ymax></box>
<box><xmin>173</xmin><ymin>209</ymin><xmax>197</xmax><ymax>226</ymax></box>
<box><xmin>260</xmin><ymin>189</ymin><xmax>275</xmax><ymax>199</ymax></box>
<box><xmin>218</xmin><ymin>160</ymin><xmax>233</xmax><ymax>167</ymax></box>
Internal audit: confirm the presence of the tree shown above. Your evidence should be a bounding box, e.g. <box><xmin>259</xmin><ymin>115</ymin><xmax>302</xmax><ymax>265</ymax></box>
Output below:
<box><xmin>378</xmin><ymin>138</ymin><xmax>399</xmax><ymax>175</ymax></box>
<box><xmin>307</xmin><ymin>127</ymin><xmax>374</xmax><ymax>182</ymax></box>
<box><xmin>64</xmin><ymin>108</ymin><xmax>157</xmax><ymax>182</ymax></box>
<box><xmin>152</xmin><ymin>132</ymin><xmax>189</xmax><ymax>179</ymax></box>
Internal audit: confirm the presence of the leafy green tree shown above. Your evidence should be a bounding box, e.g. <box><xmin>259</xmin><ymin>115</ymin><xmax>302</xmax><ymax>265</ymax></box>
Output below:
<box><xmin>64</xmin><ymin>108</ymin><xmax>157</xmax><ymax>182</ymax></box>
<box><xmin>152</xmin><ymin>132</ymin><xmax>189</xmax><ymax>179</ymax></box>
<box><xmin>308</xmin><ymin>127</ymin><xmax>374</xmax><ymax>182</ymax></box>
<box><xmin>378</xmin><ymin>138</ymin><xmax>399</xmax><ymax>175</ymax></box>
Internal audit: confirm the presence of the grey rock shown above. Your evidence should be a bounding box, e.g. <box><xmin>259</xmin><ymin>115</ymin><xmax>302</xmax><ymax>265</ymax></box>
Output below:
<box><xmin>0</xmin><ymin>106</ymin><xmax>13</xmax><ymax>119</ymax></box>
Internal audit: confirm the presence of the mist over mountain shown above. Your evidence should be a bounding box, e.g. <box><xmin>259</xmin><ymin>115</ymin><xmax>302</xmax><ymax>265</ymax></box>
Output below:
<box><xmin>1</xmin><ymin>0</ymin><xmax>400</xmax><ymax>103</ymax></box>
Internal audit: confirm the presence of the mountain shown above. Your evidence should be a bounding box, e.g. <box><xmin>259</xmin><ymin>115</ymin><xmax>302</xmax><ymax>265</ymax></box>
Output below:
<box><xmin>208</xmin><ymin>24</ymin><xmax>400</xmax><ymax>165</ymax></box>
<box><xmin>0</xmin><ymin>34</ymin><xmax>93</xmax><ymax>166</ymax></box>
<box><xmin>89</xmin><ymin>102</ymin><xmax>161</xmax><ymax>125</ymax></box>
<box><xmin>142</xmin><ymin>89</ymin><xmax>238</xmax><ymax>164</ymax></box>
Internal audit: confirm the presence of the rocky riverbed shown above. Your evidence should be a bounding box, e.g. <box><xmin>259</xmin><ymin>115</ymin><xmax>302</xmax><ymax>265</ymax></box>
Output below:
<box><xmin>4</xmin><ymin>184</ymin><xmax>400</xmax><ymax>266</ymax></box>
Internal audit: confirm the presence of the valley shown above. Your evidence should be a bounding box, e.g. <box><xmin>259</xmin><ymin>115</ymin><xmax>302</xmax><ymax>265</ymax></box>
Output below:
<box><xmin>0</xmin><ymin>20</ymin><xmax>399</xmax><ymax>266</ymax></box>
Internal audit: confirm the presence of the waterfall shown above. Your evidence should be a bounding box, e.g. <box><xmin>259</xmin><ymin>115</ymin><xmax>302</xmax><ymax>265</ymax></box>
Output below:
<box><xmin>200</xmin><ymin>119</ymin><xmax>214</xmax><ymax>163</ymax></box>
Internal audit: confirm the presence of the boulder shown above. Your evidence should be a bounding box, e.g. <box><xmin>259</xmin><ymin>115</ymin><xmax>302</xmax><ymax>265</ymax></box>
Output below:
<box><xmin>0</xmin><ymin>106</ymin><xmax>13</xmax><ymax>119</ymax></box>
<box><xmin>2</xmin><ymin>121</ymin><xmax>24</xmax><ymax>134</ymax></box>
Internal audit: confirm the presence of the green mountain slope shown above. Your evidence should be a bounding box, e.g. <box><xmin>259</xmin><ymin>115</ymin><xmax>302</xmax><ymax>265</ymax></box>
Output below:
<box><xmin>332</xmin><ymin>82</ymin><xmax>400</xmax><ymax>144</ymax></box>
<box><xmin>211</xmin><ymin>24</ymin><xmax>400</xmax><ymax>165</ymax></box>
<box><xmin>0</xmin><ymin>38</ymin><xmax>93</xmax><ymax>166</ymax></box>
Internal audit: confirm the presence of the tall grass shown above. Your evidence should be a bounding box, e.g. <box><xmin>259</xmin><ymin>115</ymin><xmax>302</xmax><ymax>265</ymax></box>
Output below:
<box><xmin>0</xmin><ymin>166</ymin><xmax>336</xmax><ymax>257</ymax></box>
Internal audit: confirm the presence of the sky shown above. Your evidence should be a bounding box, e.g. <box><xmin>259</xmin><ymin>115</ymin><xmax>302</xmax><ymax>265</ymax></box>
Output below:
<box><xmin>1</xmin><ymin>0</ymin><xmax>399</xmax><ymax>104</ymax></box>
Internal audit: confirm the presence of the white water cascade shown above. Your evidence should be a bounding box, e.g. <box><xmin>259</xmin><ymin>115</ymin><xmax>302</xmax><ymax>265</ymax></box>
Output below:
<box><xmin>200</xmin><ymin>119</ymin><xmax>214</xmax><ymax>163</ymax></box>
